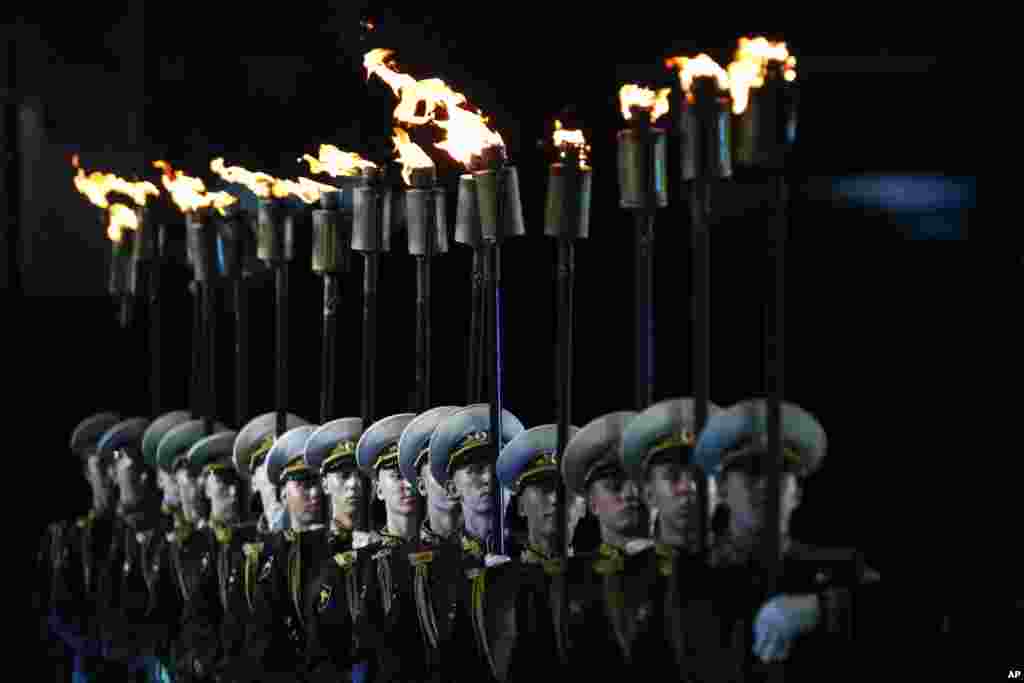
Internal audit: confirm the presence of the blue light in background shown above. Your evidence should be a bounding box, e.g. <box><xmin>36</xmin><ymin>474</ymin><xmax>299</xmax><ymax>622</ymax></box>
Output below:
<box><xmin>830</xmin><ymin>175</ymin><xmax>972</xmax><ymax>240</ymax></box>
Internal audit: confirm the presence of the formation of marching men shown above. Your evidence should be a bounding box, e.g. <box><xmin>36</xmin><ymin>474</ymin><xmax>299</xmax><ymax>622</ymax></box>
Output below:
<box><xmin>38</xmin><ymin>399</ymin><xmax>881</xmax><ymax>683</ymax></box>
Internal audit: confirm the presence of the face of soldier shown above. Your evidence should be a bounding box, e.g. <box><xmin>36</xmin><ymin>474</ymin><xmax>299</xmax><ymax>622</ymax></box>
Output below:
<box><xmin>115</xmin><ymin>455</ymin><xmax>151</xmax><ymax>517</ymax></box>
<box><xmin>587</xmin><ymin>472</ymin><xmax>642</xmax><ymax>540</ymax></box>
<box><xmin>518</xmin><ymin>475</ymin><xmax>559</xmax><ymax>540</ymax></box>
<box><xmin>447</xmin><ymin>455</ymin><xmax>496</xmax><ymax>516</ymax></box>
<box><xmin>376</xmin><ymin>466</ymin><xmax>419</xmax><ymax>519</ymax></box>
<box><xmin>721</xmin><ymin>467</ymin><xmax>801</xmax><ymax>541</ymax></box>
<box><xmin>205</xmin><ymin>471</ymin><xmax>240</xmax><ymax>525</ymax></box>
<box><xmin>158</xmin><ymin>469</ymin><xmax>181</xmax><ymax>511</ymax></box>
<box><xmin>283</xmin><ymin>477</ymin><xmax>322</xmax><ymax>528</ymax></box>
<box><xmin>645</xmin><ymin>462</ymin><xmax>701</xmax><ymax>542</ymax></box>
<box><xmin>325</xmin><ymin>464</ymin><xmax>362</xmax><ymax>520</ymax></box>
<box><xmin>86</xmin><ymin>453</ymin><xmax>114</xmax><ymax>514</ymax></box>
<box><xmin>251</xmin><ymin>462</ymin><xmax>285</xmax><ymax>528</ymax></box>
<box><xmin>176</xmin><ymin>468</ymin><xmax>203</xmax><ymax>523</ymax></box>
<box><xmin>418</xmin><ymin>461</ymin><xmax>457</xmax><ymax>512</ymax></box>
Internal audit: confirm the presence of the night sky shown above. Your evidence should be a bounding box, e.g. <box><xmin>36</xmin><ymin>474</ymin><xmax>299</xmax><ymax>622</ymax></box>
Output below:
<box><xmin>10</xmin><ymin>5</ymin><xmax>979</xmax><ymax>664</ymax></box>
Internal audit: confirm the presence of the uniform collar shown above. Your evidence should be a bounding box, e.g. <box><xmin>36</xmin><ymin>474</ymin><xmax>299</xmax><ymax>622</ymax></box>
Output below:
<box><xmin>460</xmin><ymin>529</ymin><xmax>494</xmax><ymax>559</ymax></box>
<box><xmin>210</xmin><ymin>519</ymin><xmax>233</xmax><ymax>545</ymax></box>
<box><xmin>420</xmin><ymin>518</ymin><xmax>449</xmax><ymax>545</ymax></box>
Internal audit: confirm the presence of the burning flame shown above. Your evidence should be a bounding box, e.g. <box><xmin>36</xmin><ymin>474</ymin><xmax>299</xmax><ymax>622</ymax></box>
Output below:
<box><xmin>71</xmin><ymin>155</ymin><xmax>160</xmax><ymax>209</ymax></box>
<box><xmin>665</xmin><ymin>54</ymin><xmax>730</xmax><ymax>104</ymax></box>
<box><xmin>364</xmin><ymin>49</ymin><xmax>505</xmax><ymax>168</ymax></box>
<box><xmin>107</xmin><ymin>204</ymin><xmax>139</xmax><ymax>243</ymax></box>
<box><xmin>618</xmin><ymin>84</ymin><xmax>671</xmax><ymax>123</ymax></box>
<box><xmin>553</xmin><ymin>120</ymin><xmax>590</xmax><ymax>168</ymax></box>
<box><xmin>300</xmin><ymin>145</ymin><xmax>378</xmax><ymax>177</ymax></box>
<box><xmin>153</xmin><ymin>160</ymin><xmax>238</xmax><ymax>215</ymax></box>
<box><xmin>211</xmin><ymin>158</ymin><xmax>335</xmax><ymax>204</ymax></box>
<box><xmin>392</xmin><ymin>128</ymin><xmax>435</xmax><ymax>186</ymax></box>
<box><xmin>727</xmin><ymin>37</ymin><xmax>797</xmax><ymax>115</ymax></box>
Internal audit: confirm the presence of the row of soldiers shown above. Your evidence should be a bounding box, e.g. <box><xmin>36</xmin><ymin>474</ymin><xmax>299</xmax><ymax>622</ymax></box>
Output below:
<box><xmin>37</xmin><ymin>398</ymin><xmax>881</xmax><ymax>682</ymax></box>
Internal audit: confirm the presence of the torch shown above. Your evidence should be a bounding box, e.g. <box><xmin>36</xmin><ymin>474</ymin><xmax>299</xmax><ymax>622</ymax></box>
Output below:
<box><xmin>153</xmin><ymin>160</ymin><xmax>239</xmax><ymax>430</ymax></box>
<box><xmin>727</xmin><ymin>37</ymin><xmax>799</xmax><ymax>595</ymax></box>
<box><xmin>129</xmin><ymin>204</ymin><xmax>161</xmax><ymax>417</ymax></box>
<box><xmin>666</xmin><ymin>53</ymin><xmax>733</xmax><ymax>562</ymax></box>
<box><xmin>456</xmin><ymin>173</ymin><xmax>487</xmax><ymax>403</ymax></box>
<box><xmin>364</xmin><ymin>48</ymin><xmax>525</xmax><ymax>552</ymax></box>
<box><xmin>216</xmin><ymin>204</ymin><xmax>253</xmax><ymax>429</ymax></box>
<box><xmin>350</xmin><ymin>165</ymin><xmax>395</xmax><ymax>533</ymax></box>
<box><xmin>393</xmin><ymin>128</ymin><xmax>448</xmax><ymax>412</ymax></box>
<box><xmin>209</xmin><ymin>158</ymin><xmax>336</xmax><ymax>438</ymax></box>
<box><xmin>300</xmin><ymin>144</ymin><xmax>380</xmax><ymax>423</ymax></box>
<box><xmin>71</xmin><ymin>155</ymin><xmax>160</xmax><ymax>329</ymax></box>
<box><xmin>617</xmin><ymin>85</ymin><xmax>670</xmax><ymax>410</ymax></box>
<box><xmin>545</xmin><ymin>117</ymin><xmax>590</xmax><ymax>658</ymax></box>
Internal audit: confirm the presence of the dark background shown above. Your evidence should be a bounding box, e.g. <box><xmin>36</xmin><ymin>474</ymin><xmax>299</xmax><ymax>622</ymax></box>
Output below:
<box><xmin>7</xmin><ymin>4</ymin><xmax>979</xmax><ymax>671</ymax></box>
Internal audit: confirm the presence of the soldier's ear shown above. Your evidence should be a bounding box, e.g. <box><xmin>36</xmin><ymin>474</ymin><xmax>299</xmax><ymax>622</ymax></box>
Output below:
<box><xmin>444</xmin><ymin>479</ymin><xmax>460</xmax><ymax>501</ymax></box>
<box><xmin>417</xmin><ymin>478</ymin><xmax>427</xmax><ymax>498</ymax></box>
<box><xmin>643</xmin><ymin>479</ymin><xmax>656</xmax><ymax>509</ymax></box>
<box><xmin>376</xmin><ymin>478</ymin><xmax>385</xmax><ymax>501</ymax></box>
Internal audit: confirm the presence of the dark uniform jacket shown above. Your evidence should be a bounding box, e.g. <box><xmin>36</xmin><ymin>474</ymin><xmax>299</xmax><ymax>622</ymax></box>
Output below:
<box><xmin>99</xmin><ymin>514</ymin><xmax>183</xmax><ymax>673</ymax></box>
<box><xmin>304</xmin><ymin>527</ymin><xmax>360</xmax><ymax>682</ymax></box>
<box><xmin>245</xmin><ymin>526</ymin><xmax>329</xmax><ymax>682</ymax></box>
<box><xmin>561</xmin><ymin>542</ymin><xmax>667</xmax><ymax>678</ymax></box>
<box><xmin>699</xmin><ymin>537</ymin><xmax>883</xmax><ymax>683</ymax></box>
<box><xmin>178</xmin><ymin>520</ymin><xmax>264</xmax><ymax>682</ymax></box>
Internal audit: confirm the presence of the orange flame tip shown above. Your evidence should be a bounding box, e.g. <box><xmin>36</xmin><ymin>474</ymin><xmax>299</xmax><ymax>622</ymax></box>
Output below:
<box><xmin>107</xmin><ymin>204</ymin><xmax>139</xmax><ymax>243</ymax></box>
<box><xmin>153</xmin><ymin>160</ymin><xmax>239</xmax><ymax>215</ymax></box>
<box><xmin>666</xmin><ymin>54</ymin><xmax>729</xmax><ymax>103</ymax></box>
<box><xmin>392</xmin><ymin>128</ymin><xmax>435</xmax><ymax>186</ymax></box>
<box><xmin>71</xmin><ymin>159</ymin><xmax>160</xmax><ymax>210</ymax></box>
<box><xmin>365</xmin><ymin>49</ymin><xmax>506</xmax><ymax>169</ymax></box>
<box><xmin>299</xmin><ymin>144</ymin><xmax>378</xmax><ymax>178</ymax></box>
<box><xmin>727</xmin><ymin>36</ymin><xmax>796</xmax><ymax>115</ymax></box>
<box><xmin>618</xmin><ymin>84</ymin><xmax>671</xmax><ymax>123</ymax></box>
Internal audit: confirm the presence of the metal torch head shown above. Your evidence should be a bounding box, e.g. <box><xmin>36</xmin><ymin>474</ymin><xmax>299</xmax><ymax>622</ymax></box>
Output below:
<box><xmin>544</xmin><ymin>156</ymin><xmax>592</xmax><ymax>240</ymax></box>
<box><xmin>455</xmin><ymin>174</ymin><xmax>483</xmax><ymax>247</ymax></box>
<box><xmin>351</xmin><ymin>183</ymin><xmax>394</xmax><ymax>254</ymax></box>
<box><xmin>108</xmin><ymin>237</ymin><xmax>132</xmax><ymax>297</ymax></box>
<box><xmin>257</xmin><ymin>199</ymin><xmax>296</xmax><ymax>264</ymax></box>
<box><xmin>733</xmin><ymin>61</ymin><xmax>798</xmax><ymax>172</ymax></box>
<box><xmin>186</xmin><ymin>210</ymin><xmax>219</xmax><ymax>282</ymax></box>
<box><xmin>312</xmin><ymin>202</ymin><xmax>354</xmax><ymax>274</ymax></box>
<box><xmin>473</xmin><ymin>165</ymin><xmax>525</xmax><ymax>241</ymax></box>
<box><xmin>680</xmin><ymin>76</ymin><xmax>733</xmax><ymax>181</ymax></box>
<box><xmin>406</xmin><ymin>187</ymin><xmax>449</xmax><ymax>256</ymax></box>
<box><xmin>617</xmin><ymin>126</ymin><xmax>668</xmax><ymax>210</ymax></box>
<box><xmin>216</xmin><ymin>207</ymin><xmax>250</xmax><ymax>280</ymax></box>
<box><xmin>131</xmin><ymin>207</ymin><xmax>155</xmax><ymax>263</ymax></box>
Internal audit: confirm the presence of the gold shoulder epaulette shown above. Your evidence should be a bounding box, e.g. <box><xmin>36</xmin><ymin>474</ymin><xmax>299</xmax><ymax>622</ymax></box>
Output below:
<box><xmin>243</xmin><ymin>542</ymin><xmax>264</xmax><ymax>559</ymax></box>
<box><xmin>408</xmin><ymin>550</ymin><xmax>434</xmax><ymax>566</ymax></box>
<box><xmin>334</xmin><ymin>551</ymin><xmax>356</xmax><ymax>569</ymax></box>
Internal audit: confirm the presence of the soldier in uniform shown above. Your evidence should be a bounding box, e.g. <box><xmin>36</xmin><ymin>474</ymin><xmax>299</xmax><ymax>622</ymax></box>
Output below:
<box><xmin>95</xmin><ymin>416</ymin><xmax>183</xmax><ymax>683</ymax></box>
<box><xmin>235</xmin><ymin>413</ymin><xmax>310</xmax><ymax>537</ymax></box>
<box><xmin>245</xmin><ymin>423</ymin><xmax>328</xmax><ymax>682</ymax></box>
<box><xmin>620</xmin><ymin>397</ymin><xmax>725</xmax><ymax>681</ymax></box>
<box><xmin>301</xmin><ymin>417</ymin><xmax>365</xmax><ymax>682</ymax></box>
<box><xmin>693</xmin><ymin>399</ymin><xmax>882</xmax><ymax>681</ymax></box>
<box><xmin>177</xmin><ymin>429</ymin><xmax>268</xmax><ymax>683</ymax></box>
<box><xmin>426</xmin><ymin>403</ymin><xmax>556</xmax><ymax>683</ymax></box>
<box><xmin>343</xmin><ymin>413</ymin><xmax>428</xmax><ymax>682</ymax></box>
<box><xmin>37</xmin><ymin>412</ymin><xmax>123</xmax><ymax>683</ymax></box>
<box><xmin>495</xmin><ymin>423</ymin><xmax>581</xmax><ymax>673</ymax></box>
<box><xmin>559</xmin><ymin>411</ymin><xmax>665</xmax><ymax>678</ymax></box>
<box><xmin>143</xmin><ymin>411</ymin><xmax>193</xmax><ymax>536</ymax></box>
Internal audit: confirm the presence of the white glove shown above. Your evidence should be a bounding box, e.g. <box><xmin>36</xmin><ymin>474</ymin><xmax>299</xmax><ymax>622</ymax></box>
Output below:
<box><xmin>753</xmin><ymin>594</ymin><xmax>820</xmax><ymax>663</ymax></box>
<box><xmin>624</xmin><ymin>538</ymin><xmax>655</xmax><ymax>555</ymax></box>
<box><xmin>353</xmin><ymin>531</ymin><xmax>380</xmax><ymax>549</ymax></box>
<box><xmin>485</xmin><ymin>554</ymin><xmax>512</xmax><ymax>568</ymax></box>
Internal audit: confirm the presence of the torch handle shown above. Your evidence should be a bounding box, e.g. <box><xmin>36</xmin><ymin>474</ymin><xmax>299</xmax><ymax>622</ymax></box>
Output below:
<box><xmin>762</xmin><ymin>174</ymin><xmax>788</xmax><ymax>596</ymax></box>
<box><xmin>204</xmin><ymin>279</ymin><xmax>217</xmax><ymax>436</ymax></box>
<box><xmin>149</xmin><ymin>253</ymin><xmax>162</xmax><ymax>419</ymax></box>
<box><xmin>415</xmin><ymin>256</ymin><xmax>428</xmax><ymax>413</ymax></box>
<box><xmin>634</xmin><ymin>212</ymin><xmax>655</xmax><ymax>410</ymax></box>
<box><xmin>423</xmin><ymin>247</ymin><xmax>433</xmax><ymax>412</ymax></box>
<box><xmin>275</xmin><ymin>263</ymin><xmax>289</xmax><ymax>438</ymax></box>
<box><xmin>190</xmin><ymin>281</ymin><xmax>202</xmax><ymax>420</ymax></box>
<box><xmin>690</xmin><ymin>178</ymin><xmax>711</xmax><ymax>436</ymax></box>
<box><xmin>467</xmin><ymin>249</ymin><xmax>486</xmax><ymax>404</ymax></box>
<box><xmin>321</xmin><ymin>273</ymin><xmax>339</xmax><ymax>423</ymax></box>
<box><xmin>234</xmin><ymin>277</ymin><xmax>248</xmax><ymax>430</ymax></box>
<box><xmin>555</xmin><ymin>238</ymin><xmax>575</xmax><ymax>558</ymax></box>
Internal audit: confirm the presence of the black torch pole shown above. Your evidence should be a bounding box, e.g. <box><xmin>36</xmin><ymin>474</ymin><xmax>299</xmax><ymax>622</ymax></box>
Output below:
<box><xmin>189</xmin><ymin>281</ymin><xmax>202</xmax><ymax>420</ymax></box>
<box><xmin>150</xmin><ymin>225</ymin><xmax>164</xmax><ymax>418</ymax></box>
<box><xmin>406</xmin><ymin>167</ymin><xmax>444</xmax><ymax>412</ymax></box>
<box><xmin>205</xmin><ymin>268</ymin><xmax>217</xmax><ymax>436</ymax></box>
<box><xmin>466</xmin><ymin>249</ymin><xmax>482</xmax><ymax>403</ymax></box>
<box><xmin>413</xmin><ymin>192</ymin><xmax>435</xmax><ymax>411</ymax></box>
<box><xmin>257</xmin><ymin>198</ymin><xmax>293</xmax><ymax>438</ymax></box>
<box><xmin>313</xmin><ymin>188</ymin><xmax>350</xmax><ymax>423</ymax></box>
<box><xmin>276</xmin><ymin>260</ymin><xmax>289</xmax><ymax>437</ymax></box>
<box><xmin>618</xmin><ymin>107</ymin><xmax>665</xmax><ymax>411</ymax></box>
